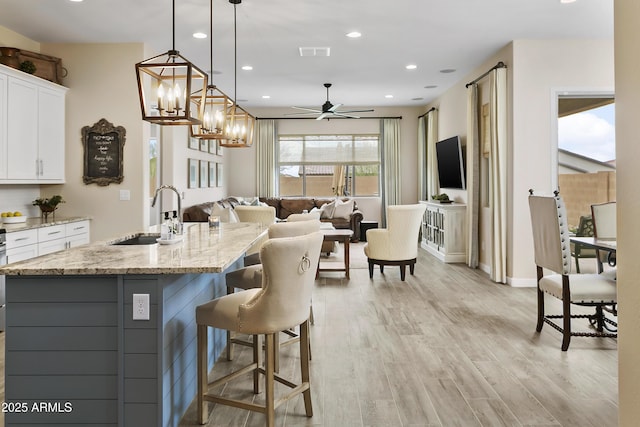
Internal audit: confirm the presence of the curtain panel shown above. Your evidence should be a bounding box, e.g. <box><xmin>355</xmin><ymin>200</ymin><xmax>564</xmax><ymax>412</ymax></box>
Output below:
<box><xmin>466</xmin><ymin>84</ymin><xmax>480</xmax><ymax>268</ymax></box>
<box><xmin>426</xmin><ymin>109</ymin><xmax>439</xmax><ymax>200</ymax></box>
<box><xmin>380</xmin><ymin>118</ymin><xmax>401</xmax><ymax>227</ymax></box>
<box><xmin>489</xmin><ymin>67</ymin><xmax>508</xmax><ymax>283</ymax></box>
<box><xmin>256</xmin><ymin>119</ymin><xmax>277</xmax><ymax>197</ymax></box>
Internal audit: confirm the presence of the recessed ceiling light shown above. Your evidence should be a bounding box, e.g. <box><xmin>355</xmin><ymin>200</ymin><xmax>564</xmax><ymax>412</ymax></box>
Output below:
<box><xmin>241</xmin><ymin>65</ymin><xmax>253</xmax><ymax>71</ymax></box>
<box><xmin>69</xmin><ymin>0</ymin><xmax>84</xmax><ymax>2</ymax></box>
<box><xmin>385</xmin><ymin>94</ymin><xmax>394</xmax><ymax>99</ymax></box>
<box><xmin>262</xmin><ymin>95</ymin><xmax>270</xmax><ymax>99</ymax></box>
<box><xmin>424</xmin><ymin>85</ymin><xmax>438</xmax><ymax>89</ymax></box>
<box><xmin>193</xmin><ymin>32</ymin><xmax>207</xmax><ymax>39</ymax></box>
<box><xmin>440</xmin><ymin>68</ymin><xmax>456</xmax><ymax>73</ymax></box>
<box><xmin>406</xmin><ymin>64</ymin><xmax>417</xmax><ymax>70</ymax></box>
<box><xmin>346</xmin><ymin>31</ymin><xmax>362</xmax><ymax>38</ymax></box>
<box><xmin>560</xmin><ymin>0</ymin><xmax>577</xmax><ymax>3</ymax></box>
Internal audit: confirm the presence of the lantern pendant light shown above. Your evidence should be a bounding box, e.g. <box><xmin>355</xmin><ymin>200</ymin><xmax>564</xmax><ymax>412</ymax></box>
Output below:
<box><xmin>219</xmin><ymin>0</ymin><xmax>255</xmax><ymax>147</ymax></box>
<box><xmin>135</xmin><ymin>0</ymin><xmax>208</xmax><ymax>126</ymax></box>
<box><xmin>190</xmin><ymin>0</ymin><xmax>235</xmax><ymax>140</ymax></box>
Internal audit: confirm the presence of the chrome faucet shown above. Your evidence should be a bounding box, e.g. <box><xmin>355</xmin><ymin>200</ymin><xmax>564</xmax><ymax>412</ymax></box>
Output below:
<box><xmin>151</xmin><ymin>184</ymin><xmax>182</xmax><ymax>225</ymax></box>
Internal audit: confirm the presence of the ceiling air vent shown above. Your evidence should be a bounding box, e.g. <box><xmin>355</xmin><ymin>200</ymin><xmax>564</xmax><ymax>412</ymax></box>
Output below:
<box><xmin>298</xmin><ymin>47</ymin><xmax>331</xmax><ymax>57</ymax></box>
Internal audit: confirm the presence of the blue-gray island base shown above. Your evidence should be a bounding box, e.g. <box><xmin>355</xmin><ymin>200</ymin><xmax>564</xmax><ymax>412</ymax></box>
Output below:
<box><xmin>1</xmin><ymin>222</ymin><xmax>267</xmax><ymax>426</ymax></box>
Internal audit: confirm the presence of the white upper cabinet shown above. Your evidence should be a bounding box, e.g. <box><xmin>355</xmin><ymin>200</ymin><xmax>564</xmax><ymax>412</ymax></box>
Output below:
<box><xmin>0</xmin><ymin>64</ymin><xmax>67</xmax><ymax>183</ymax></box>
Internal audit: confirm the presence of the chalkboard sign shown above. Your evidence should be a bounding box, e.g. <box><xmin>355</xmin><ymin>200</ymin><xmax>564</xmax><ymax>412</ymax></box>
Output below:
<box><xmin>82</xmin><ymin>118</ymin><xmax>125</xmax><ymax>186</ymax></box>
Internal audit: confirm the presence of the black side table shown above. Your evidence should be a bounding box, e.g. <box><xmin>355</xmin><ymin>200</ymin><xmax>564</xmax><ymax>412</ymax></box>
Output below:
<box><xmin>360</xmin><ymin>221</ymin><xmax>378</xmax><ymax>242</ymax></box>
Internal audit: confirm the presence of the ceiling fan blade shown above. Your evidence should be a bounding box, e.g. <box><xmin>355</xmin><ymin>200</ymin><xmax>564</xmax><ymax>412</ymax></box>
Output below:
<box><xmin>328</xmin><ymin>103</ymin><xmax>342</xmax><ymax>112</ymax></box>
<box><xmin>336</xmin><ymin>108</ymin><xmax>374</xmax><ymax>113</ymax></box>
<box><xmin>291</xmin><ymin>106</ymin><xmax>322</xmax><ymax>113</ymax></box>
<box><xmin>332</xmin><ymin>112</ymin><xmax>361</xmax><ymax>119</ymax></box>
<box><xmin>316</xmin><ymin>112</ymin><xmax>330</xmax><ymax>120</ymax></box>
<box><xmin>284</xmin><ymin>111</ymin><xmax>323</xmax><ymax>116</ymax></box>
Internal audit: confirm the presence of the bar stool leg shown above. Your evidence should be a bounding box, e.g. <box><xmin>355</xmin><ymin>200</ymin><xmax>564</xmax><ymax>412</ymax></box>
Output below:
<box><xmin>197</xmin><ymin>324</ymin><xmax>209</xmax><ymax>425</ymax></box>
<box><xmin>265</xmin><ymin>333</ymin><xmax>276</xmax><ymax>427</ymax></box>
<box><xmin>253</xmin><ymin>334</ymin><xmax>261</xmax><ymax>393</ymax></box>
<box><xmin>300</xmin><ymin>320</ymin><xmax>313</xmax><ymax>416</ymax></box>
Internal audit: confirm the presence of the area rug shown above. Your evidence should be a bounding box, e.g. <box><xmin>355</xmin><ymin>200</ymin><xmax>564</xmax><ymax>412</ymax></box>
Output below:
<box><xmin>319</xmin><ymin>241</ymin><xmax>369</xmax><ymax>269</ymax></box>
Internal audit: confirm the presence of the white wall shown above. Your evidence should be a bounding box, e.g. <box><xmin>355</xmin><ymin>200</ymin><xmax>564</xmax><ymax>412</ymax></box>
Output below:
<box><xmin>37</xmin><ymin>42</ymin><xmax>149</xmax><ymax>241</ymax></box>
<box><xmin>614</xmin><ymin>1</ymin><xmax>640</xmax><ymax>424</ymax></box>
<box><xmin>0</xmin><ymin>26</ymin><xmax>40</xmax><ymax>52</ymax></box>
<box><xmin>510</xmin><ymin>39</ymin><xmax>614</xmax><ymax>284</ymax></box>
<box><xmin>422</xmin><ymin>39</ymin><xmax>613</xmax><ymax>285</ymax></box>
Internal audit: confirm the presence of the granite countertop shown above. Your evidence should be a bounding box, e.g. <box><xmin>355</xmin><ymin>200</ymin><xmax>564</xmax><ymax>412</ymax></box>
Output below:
<box><xmin>0</xmin><ymin>222</ymin><xmax>267</xmax><ymax>276</ymax></box>
<box><xmin>1</xmin><ymin>216</ymin><xmax>91</xmax><ymax>232</ymax></box>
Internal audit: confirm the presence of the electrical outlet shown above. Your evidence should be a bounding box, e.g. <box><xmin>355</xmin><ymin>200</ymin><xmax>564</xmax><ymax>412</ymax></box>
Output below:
<box><xmin>133</xmin><ymin>293</ymin><xmax>150</xmax><ymax>320</ymax></box>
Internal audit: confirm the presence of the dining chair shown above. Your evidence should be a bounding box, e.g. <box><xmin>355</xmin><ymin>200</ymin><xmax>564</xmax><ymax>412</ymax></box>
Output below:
<box><xmin>591</xmin><ymin>201</ymin><xmax>616</xmax><ymax>274</ymax></box>
<box><xmin>197</xmin><ymin>231</ymin><xmax>322</xmax><ymax>426</ymax></box>
<box><xmin>570</xmin><ymin>215</ymin><xmax>596</xmax><ymax>273</ymax></box>
<box><xmin>528</xmin><ymin>190</ymin><xmax>617</xmax><ymax>351</ymax></box>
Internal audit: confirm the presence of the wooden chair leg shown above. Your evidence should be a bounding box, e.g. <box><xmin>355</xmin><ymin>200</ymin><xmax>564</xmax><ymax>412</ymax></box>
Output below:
<box><xmin>368</xmin><ymin>260</ymin><xmax>374</xmax><ymax>278</ymax></box>
<box><xmin>265</xmin><ymin>333</ymin><xmax>276</xmax><ymax>427</ymax></box>
<box><xmin>562</xmin><ymin>298</ymin><xmax>572</xmax><ymax>351</ymax></box>
<box><xmin>299</xmin><ymin>320</ymin><xmax>313</xmax><ymax>417</ymax></box>
<box><xmin>274</xmin><ymin>332</ymin><xmax>280</xmax><ymax>373</ymax></box>
<box><xmin>409</xmin><ymin>261</ymin><xmax>415</xmax><ymax>275</ymax></box>
<box><xmin>536</xmin><ymin>289</ymin><xmax>545</xmax><ymax>332</ymax></box>
<box><xmin>197</xmin><ymin>324</ymin><xmax>208</xmax><ymax>425</ymax></box>
<box><xmin>380</xmin><ymin>265</ymin><xmax>384</xmax><ymax>273</ymax></box>
<box><xmin>253</xmin><ymin>334</ymin><xmax>261</xmax><ymax>393</ymax></box>
<box><xmin>399</xmin><ymin>264</ymin><xmax>406</xmax><ymax>281</ymax></box>
<box><xmin>226</xmin><ymin>286</ymin><xmax>234</xmax><ymax>361</ymax></box>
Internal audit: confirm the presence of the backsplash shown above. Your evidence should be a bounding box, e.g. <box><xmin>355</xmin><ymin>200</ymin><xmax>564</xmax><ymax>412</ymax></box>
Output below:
<box><xmin>0</xmin><ymin>185</ymin><xmax>41</xmax><ymax>217</ymax></box>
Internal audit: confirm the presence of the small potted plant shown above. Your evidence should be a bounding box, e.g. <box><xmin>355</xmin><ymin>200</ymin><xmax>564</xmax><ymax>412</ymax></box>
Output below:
<box><xmin>33</xmin><ymin>195</ymin><xmax>65</xmax><ymax>221</ymax></box>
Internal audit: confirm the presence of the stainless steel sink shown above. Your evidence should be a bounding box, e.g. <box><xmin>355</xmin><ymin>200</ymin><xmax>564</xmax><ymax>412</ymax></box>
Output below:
<box><xmin>111</xmin><ymin>233</ymin><xmax>160</xmax><ymax>245</ymax></box>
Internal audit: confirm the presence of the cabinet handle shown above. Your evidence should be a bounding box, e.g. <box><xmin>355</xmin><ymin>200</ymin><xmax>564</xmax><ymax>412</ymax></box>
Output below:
<box><xmin>15</xmin><ymin>237</ymin><xmax>30</xmax><ymax>242</ymax></box>
<box><xmin>73</xmin><ymin>226</ymin><xmax>85</xmax><ymax>231</ymax></box>
<box><xmin>40</xmin><ymin>159</ymin><xmax>44</xmax><ymax>176</ymax></box>
<box><xmin>47</xmin><ymin>231</ymin><xmax>62</xmax><ymax>235</ymax></box>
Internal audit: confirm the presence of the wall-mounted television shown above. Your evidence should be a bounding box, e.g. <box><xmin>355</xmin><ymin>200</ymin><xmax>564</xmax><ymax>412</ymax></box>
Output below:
<box><xmin>435</xmin><ymin>136</ymin><xmax>466</xmax><ymax>190</ymax></box>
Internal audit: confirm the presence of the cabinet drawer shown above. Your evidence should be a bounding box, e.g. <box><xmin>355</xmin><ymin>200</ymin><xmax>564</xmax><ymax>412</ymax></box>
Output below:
<box><xmin>6</xmin><ymin>229</ymin><xmax>38</xmax><ymax>249</ymax></box>
<box><xmin>7</xmin><ymin>245</ymin><xmax>38</xmax><ymax>263</ymax></box>
<box><xmin>66</xmin><ymin>220</ymin><xmax>90</xmax><ymax>237</ymax></box>
<box><xmin>38</xmin><ymin>224</ymin><xmax>66</xmax><ymax>242</ymax></box>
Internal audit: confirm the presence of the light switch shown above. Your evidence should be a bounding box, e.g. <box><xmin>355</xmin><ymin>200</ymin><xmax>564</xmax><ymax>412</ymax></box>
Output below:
<box><xmin>119</xmin><ymin>190</ymin><xmax>131</xmax><ymax>201</ymax></box>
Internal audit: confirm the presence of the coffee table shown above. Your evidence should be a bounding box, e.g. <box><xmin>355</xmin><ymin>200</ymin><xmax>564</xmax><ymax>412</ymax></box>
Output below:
<box><xmin>317</xmin><ymin>228</ymin><xmax>353</xmax><ymax>279</ymax></box>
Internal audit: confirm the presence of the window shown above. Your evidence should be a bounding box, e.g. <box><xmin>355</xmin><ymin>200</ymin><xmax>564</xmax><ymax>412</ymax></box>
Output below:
<box><xmin>278</xmin><ymin>134</ymin><xmax>380</xmax><ymax>197</ymax></box>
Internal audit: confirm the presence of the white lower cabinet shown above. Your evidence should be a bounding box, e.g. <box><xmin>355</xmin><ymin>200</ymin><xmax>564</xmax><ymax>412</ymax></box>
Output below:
<box><xmin>6</xmin><ymin>229</ymin><xmax>38</xmax><ymax>264</ymax></box>
<box><xmin>419</xmin><ymin>201</ymin><xmax>466</xmax><ymax>263</ymax></box>
<box><xmin>6</xmin><ymin>220</ymin><xmax>90</xmax><ymax>263</ymax></box>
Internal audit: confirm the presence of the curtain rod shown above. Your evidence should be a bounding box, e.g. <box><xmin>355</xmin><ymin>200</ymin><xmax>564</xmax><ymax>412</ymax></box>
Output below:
<box><xmin>256</xmin><ymin>116</ymin><xmax>402</xmax><ymax>120</ymax></box>
<box><xmin>417</xmin><ymin>106</ymin><xmax>436</xmax><ymax>119</ymax></box>
<box><xmin>465</xmin><ymin>61</ymin><xmax>506</xmax><ymax>88</ymax></box>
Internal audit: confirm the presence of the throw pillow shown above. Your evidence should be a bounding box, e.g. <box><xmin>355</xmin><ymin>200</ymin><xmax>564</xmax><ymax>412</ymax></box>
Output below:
<box><xmin>319</xmin><ymin>200</ymin><xmax>336</xmax><ymax>219</ymax></box>
<box><xmin>332</xmin><ymin>199</ymin><xmax>354</xmax><ymax>219</ymax></box>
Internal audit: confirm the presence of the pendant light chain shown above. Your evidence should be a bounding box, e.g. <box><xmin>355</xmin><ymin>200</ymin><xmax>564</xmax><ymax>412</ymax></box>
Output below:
<box><xmin>233</xmin><ymin>1</ymin><xmax>237</xmax><ymax>103</ymax></box>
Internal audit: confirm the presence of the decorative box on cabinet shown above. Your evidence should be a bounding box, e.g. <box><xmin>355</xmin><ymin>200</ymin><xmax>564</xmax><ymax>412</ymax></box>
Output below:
<box><xmin>420</xmin><ymin>200</ymin><xmax>466</xmax><ymax>263</ymax></box>
<box><xmin>0</xmin><ymin>63</ymin><xmax>67</xmax><ymax>183</ymax></box>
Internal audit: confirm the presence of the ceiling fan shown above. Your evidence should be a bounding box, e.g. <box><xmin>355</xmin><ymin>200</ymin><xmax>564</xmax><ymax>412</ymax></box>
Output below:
<box><xmin>287</xmin><ymin>83</ymin><xmax>374</xmax><ymax>120</ymax></box>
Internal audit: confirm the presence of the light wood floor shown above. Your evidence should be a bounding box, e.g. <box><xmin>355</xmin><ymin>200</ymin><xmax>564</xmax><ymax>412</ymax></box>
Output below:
<box><xmin>179</xmin><ymin>246</ymin><xmax>618</xmax><ymax>427</ymax></box>
<box><xmin>0</xmin><ymin>247</ymin><xmax>617</xmax><ymax>427</ymax></box>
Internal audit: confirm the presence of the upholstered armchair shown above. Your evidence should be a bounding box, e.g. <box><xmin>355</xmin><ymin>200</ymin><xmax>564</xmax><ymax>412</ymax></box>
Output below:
<box><xmin>364</xmin><ymin>204</ymin><xmax>426</xmax><ymax>281</ymax></box>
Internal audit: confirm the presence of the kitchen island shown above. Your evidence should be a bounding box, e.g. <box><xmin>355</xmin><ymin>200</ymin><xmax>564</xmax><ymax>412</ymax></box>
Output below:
<box><xmin>0</xmin><ymin>222</ymin><xmax>267</xmax><ymax>427</ymax></box>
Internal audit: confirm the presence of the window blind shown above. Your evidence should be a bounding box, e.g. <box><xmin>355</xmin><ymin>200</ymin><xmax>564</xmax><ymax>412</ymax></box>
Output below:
<box><xmin>279</xmin><ymin>135</ymin><xmax>379</xmax><ymax>165</ymax></box>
